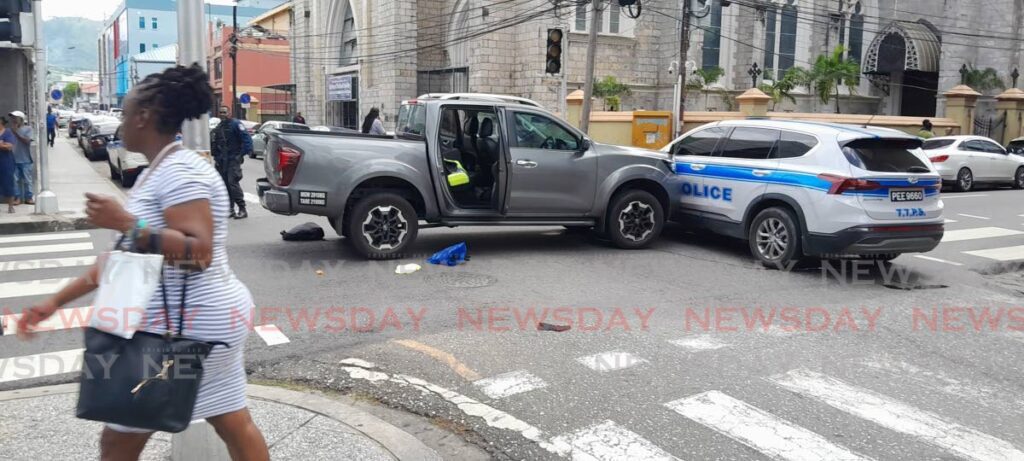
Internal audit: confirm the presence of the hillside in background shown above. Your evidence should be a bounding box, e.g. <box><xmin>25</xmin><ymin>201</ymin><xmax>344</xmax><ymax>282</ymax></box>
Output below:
<box><xmin>44</xmin><ymin>17</ymin><xmax>102</xmax><ymax>72</ymax></box>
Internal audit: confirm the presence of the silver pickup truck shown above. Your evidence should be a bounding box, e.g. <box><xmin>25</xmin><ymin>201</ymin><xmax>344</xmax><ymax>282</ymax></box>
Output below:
<box><xmin>256</xmin><ymin>97</ymin><xmax>676</xmax><ymax>259</ymax></box>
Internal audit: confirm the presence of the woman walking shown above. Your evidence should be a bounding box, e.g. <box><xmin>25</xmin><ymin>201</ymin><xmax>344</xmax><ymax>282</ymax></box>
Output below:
<box><xmin>17</xmin><ymin>64</ymin><xmax>269</xmax><ymax>461</ymax></box>
<box><xmin>361</xmin><ymin>107</ymin><xmax>386</xmax><ymax>135</ymax></box>
<box><xmin>0</xmin><ymin>117</ymin><xmax>17</xmax><ymax>213</ymax></box>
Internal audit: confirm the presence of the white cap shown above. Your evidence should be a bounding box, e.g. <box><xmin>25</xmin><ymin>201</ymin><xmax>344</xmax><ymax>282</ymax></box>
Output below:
<box><xmin>8</xmin><ymin>111</ymin><xmax>25</xmax><ymax>119</ymax></box>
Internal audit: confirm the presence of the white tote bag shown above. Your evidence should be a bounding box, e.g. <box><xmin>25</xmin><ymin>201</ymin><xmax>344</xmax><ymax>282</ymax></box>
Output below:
<box><xmin>89</xmin><ymin>250</ymin><xmax>165</xmax><ymax>338</ymax></box>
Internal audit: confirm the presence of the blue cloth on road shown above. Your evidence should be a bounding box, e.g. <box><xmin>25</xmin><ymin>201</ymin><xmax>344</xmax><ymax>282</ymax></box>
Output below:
<box><xmin>427</xmin><ymin>242</ymin><xmax>468</xmax><ymax>266</ymax></box>
<box><xmin>0</xmin><ymin>129</ymin><xmax>16</xmax><ymax>198</ymax></box>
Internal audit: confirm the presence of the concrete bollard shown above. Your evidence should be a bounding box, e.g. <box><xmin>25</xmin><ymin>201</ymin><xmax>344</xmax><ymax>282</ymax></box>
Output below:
<box><xmin>170</xmin><ymin>421</ymin><xmax>231</xmax><ymax>461</ymax></box>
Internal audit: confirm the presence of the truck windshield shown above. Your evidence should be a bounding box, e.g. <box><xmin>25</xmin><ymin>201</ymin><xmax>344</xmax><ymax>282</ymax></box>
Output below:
<box><xmin>397</xmin><ymin>104</ymin><xmax>427</xmax><ymax>138</ymax></box>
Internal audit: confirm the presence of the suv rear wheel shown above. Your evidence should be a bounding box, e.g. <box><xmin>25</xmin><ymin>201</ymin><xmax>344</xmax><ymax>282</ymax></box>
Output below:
<box><xmin>606</xmin><ymin>190</ymin><xmax>664</xmax><ymax>249</ymax></box>
<box><xmin>347</xmin><ymin>193</ymin><xmax>419</xmax><ymax>260</ymax></box>
<box><xmin>955</xmin><ymin>167</ymin><xmax>973</xmax><ymax>192</ymax></box>
<box><xmin>1014</xmin><ymin>167</ymin><xmax>1024</xmax><ymax>189</ymax></box>
<box><xmin>749</xmin><ymin>207</ymin><xmax>804</xmax><ymax>269</ymax></box>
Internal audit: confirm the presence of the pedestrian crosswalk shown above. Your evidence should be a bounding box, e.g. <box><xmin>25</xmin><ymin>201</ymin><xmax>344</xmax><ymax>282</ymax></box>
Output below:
<box><xmin>0</xmin><ymin>229</ymin><xmax>289</xmax><ymax>388</ymax></box>
<box><xmin>356</xmin><ymin>328</ymin><xmax>1024</xmax><ymax>461</ymax></box>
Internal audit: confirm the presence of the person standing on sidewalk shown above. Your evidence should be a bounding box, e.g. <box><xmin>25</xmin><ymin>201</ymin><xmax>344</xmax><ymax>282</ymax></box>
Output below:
<box><xmin>8</xmin><ymin>111</ymin><xmax>34</xmax><ymax>206</ymax></box>
<box><xmin>46</xmin><ymin>107</ymin><xmax>57</xmax><ymax>147</ymax></box>
<box><xmin>0</xmin><ymin>117</ymin><xmax>16</xmax><ymax>213</ymax></box>
<box><xmin>211</xmin><ymin>106</ymin><xmax>251</xmax><ymax>219</ymax></box>
<box><xmin>16</xmin><ymin>64</ymin><xmax>270</xmax><ymax>461</ymax></box>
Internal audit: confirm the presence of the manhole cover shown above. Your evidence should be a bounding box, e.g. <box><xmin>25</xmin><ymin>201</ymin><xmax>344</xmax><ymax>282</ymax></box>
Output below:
<box><xmin>432</xmin><ymin>272</ymin><xmax>497</xmax><ymax>288</ymax></box>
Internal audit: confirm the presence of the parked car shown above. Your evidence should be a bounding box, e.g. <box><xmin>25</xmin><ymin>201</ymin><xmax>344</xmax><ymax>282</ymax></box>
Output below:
<box><xmin>106</xmin><ymin>126</ymin><xmax>148</xmax><ymax>187</ymax></box>
<box><xmin>250</xmin><ymin>121</ymin><xmax>309</xmax><ymax>159</ymax></box>
<box><xmin>256</xmin><ymin>96</ymin><xmax>674</xmax><ymax>259</ymax></box>
<box><xmin>68</xmin><ymin>114</ymin><xmax>89</xmax><ymax>137</ymax></box>
<box><xmin>57</xmin><ymin>110</ymin><xmax>74</xmax><ymax>128</ymax></box>
<box><xmin>661</xmin><ymin>120</ymin><xmax>944</xmax><ymax>267</ymax></box>
<box><xmin>311</xmin><ymin>125</ymin><xmax>358</xmax><ymax>133</ymax></box>
<box><xmin>82</xmin><ymin>121</ymin><xmax>119</xmax><ymax>161</ymax></box>
<box><xmin>240</xmin><ymin>120</ymin><xmax>258</xmax><ymax>134</ymax></box>
<box><xmin>922</xmin><ymin>135</ymin><xmax>1024</xmax><ymax>191</ymax></box>
<box><xmin>76</xmin><ymin>115</ymin><xmax>118</xmax><ymax>149</ymax></box>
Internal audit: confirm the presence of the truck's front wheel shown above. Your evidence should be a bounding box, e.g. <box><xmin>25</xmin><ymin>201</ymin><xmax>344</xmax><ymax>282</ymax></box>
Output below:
<box><xmin>347</xmin><ymin>193</ymin><xmax>419</xmax><ymax>260</ymax></box>
<box><xmin>606</xmin><ymin>189</ymin><xmax>664</xmax><ymax>249</ymax></box>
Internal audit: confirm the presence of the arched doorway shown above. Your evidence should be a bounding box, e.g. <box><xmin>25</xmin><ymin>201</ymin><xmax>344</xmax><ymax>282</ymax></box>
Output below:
<box><xmin>326</xmin><ymin>0</ymin><xmax>360</xmax><ymax>129</ymax></box>
<box><xmin>863</xmin><ymin>21</ymin><xmax>940</xmax><ymax>116</ymax></box>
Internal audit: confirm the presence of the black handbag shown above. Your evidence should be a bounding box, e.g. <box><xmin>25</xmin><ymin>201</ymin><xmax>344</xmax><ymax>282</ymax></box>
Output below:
<box><xmin>76</xmin><ymin>240</ymin><xmax>228</xmax><ymax>433</ymax></box>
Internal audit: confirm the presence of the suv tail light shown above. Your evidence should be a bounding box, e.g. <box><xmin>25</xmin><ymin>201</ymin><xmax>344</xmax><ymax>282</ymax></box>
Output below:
<box><xmin>817</xmin><ymin>174</ymin><xmax>882</xmax><ymax>195</ymax></box>
<box><xmin>928</xmin><ymin>155</ymin><xmax>949</xmax><ymax>163</ymax></box>
<box><xmin>275</xmin><ymin>146</ymin><xmax>302</xmax><ymax>186</ymax></box>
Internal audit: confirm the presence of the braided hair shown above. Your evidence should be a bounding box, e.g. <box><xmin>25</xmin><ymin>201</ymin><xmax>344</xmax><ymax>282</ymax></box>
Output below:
<box><xmin>133</xmin><ymin>64</ymin><xmax>213</xmax><ymax>135</ymax></box>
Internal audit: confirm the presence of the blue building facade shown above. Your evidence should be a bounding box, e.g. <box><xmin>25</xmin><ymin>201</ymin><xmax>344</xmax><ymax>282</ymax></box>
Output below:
<box><xmin>99</xmin><ymin>0</ymin><xmax>277</xmax><ymax>107</ymax></box>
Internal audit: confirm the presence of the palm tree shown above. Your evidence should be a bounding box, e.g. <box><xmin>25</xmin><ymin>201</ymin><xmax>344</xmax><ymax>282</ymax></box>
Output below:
<box><xmin>962</xmin><ymin>65</ymin><xmax>1005</xmax><ymax>93</ymax></box>
<box><xmin>759</xmin><ymin>66</ymin><xmax>810</xmax><ymax>111</ymax></box>
<box><xmin>809</xmin><ymin>46</ymin><xmax>861</xmax><ymax>113</ymax></box>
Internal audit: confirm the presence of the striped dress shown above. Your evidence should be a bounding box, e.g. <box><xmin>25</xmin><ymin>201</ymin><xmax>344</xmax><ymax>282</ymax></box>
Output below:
<box><xmin>121</xmin><ymin>147</ymin><xmax>253</xmax><ymax>424</ymax></box>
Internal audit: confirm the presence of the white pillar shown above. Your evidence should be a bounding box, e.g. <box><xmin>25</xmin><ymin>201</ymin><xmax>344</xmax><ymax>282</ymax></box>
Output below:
<box><xmin>176</xmin><ymin>0</ymin><xmax>211</xmax><ymax>155</ymax></box>
<box><xmin>32</xmin><ymin>0</ymin><xmax>56</xmax><ymax>214</ymax></box>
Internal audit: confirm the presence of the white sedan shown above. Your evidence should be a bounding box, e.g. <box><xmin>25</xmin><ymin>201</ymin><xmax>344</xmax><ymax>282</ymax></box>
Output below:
<box><xmin>922</xmin><ymin>135</ymin><xmax>1024</xmax><ymax>191</ymax></box>
<box><xmin>106</xmin><ymin>126</ymin><xmax>149</xmax><ymax>188</ymax></box>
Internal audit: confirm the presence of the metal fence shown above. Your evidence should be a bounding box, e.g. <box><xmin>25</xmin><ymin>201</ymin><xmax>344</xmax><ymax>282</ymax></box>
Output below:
<box><xmin>973</xmin><ymin>112</ymin><xmax>1006</xmax><ymax>140</ymax></box>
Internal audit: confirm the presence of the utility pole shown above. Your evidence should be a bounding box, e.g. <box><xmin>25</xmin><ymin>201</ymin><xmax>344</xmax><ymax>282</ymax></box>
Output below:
<box><xmin>33</xmin><ymin>0</ymin><xmax>57</xmax><ymax>214</ymax></box>
<box><xmin>677</xmin><ymin>0</ymin><xmax>690</xmax><ymax>137</ymax></box>
<box><xmin>177</xmin><ymin>0</ymin><xmax>210</xmax><ymax>155</ymax></box>
<box><xmin>580</xmin><ymin>0</ymin><xmax>603</xmax><ymax>133</ymax></box>
<box><xmin>231</xmin><ymin>2</ymin><xmax>239</xmax><ymax>119</ymax></box>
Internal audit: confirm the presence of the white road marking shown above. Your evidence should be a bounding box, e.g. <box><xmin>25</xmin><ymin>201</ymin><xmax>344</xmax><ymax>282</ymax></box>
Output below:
<box><xmin>963</xmin><ymin>245</ymin><xmax>1024</xmax><ymax>262</ymax></box>
<box><xmin>944</xmin><ymin>219</ymin><xmax>958</xmax><ymax>224</ymax></box>
<box><xmin>549</xmin><ymin>420</ymin><xmax>680</xmax><ymax>461</ymax></box>
<box><xmin>473</xmin><ymin>370</ymin><xmax>548</xmax><ymax>399</ymax></box>
<box><xmin>666</xmin><ymin>390</ymin><xmax>869</xmax><ymax>461</ymax></box>
<box><xmin>0</xmin><ymin>241</ymin><xmax>94</xmax><ymax>257</ymax></box>
<box><xmin>859</xmin><ymin>357</ymin><xmax>1024</xmax><ymax>409</ymax></box>
<box><xmin>913</xmin><ymin>255</ymin><xmax>964</xmax><ymax>266</ymax></box>
<box><xmin>0</xmin><ymin>255</ymin><xmax>96</xmax><ymax>272</ymax></box>
<box><xmin>339</xmin><ymin>360</ymin><xmax>557</xmax><ymax>452</ymax></box>
<box><xmin>1</xmin><ymin>306</ymin><xmax>93</xmax><ymax>336</ymax></box>
<box><xmin>771</xmin><ymin>369</ymin><xmax>1024</xmax><ymax>461</ymax></box>
<box><xmin>254</xmin><ymin>324</ymin><xmax>290</xmax><ymax>346</ymax></box>
<box><xmin>941</xmin><ymin>227</ymin><xmax>1023</xmax><ymax>242</ymax></box>
<box><xmin>669</xmin><ymin>335</ymin><xmax>730</xmax><ymax>351</ymax></box>
<box><xmin>576</xmin><ymin>351</ymin><xmax>647</xmax><ymax>372</ymax></box>
<box><xmin>0</xmin><ymin>277</ymin><xmax>75</xmax><ymax>300</ymax></box>
<box><xmin>244</xmin><ymin>192</ymin><xmax>260</xmax><ymax>205</ymax></box>
<box><xmin>0</xmin><ymin>348</ymin><xmax>84</xmax><ymax>383</ymax></box>
<box><xmin>0</xmin><ymin>231</ymin><xmax>91</xmax><ymax>245</ymax></box>
<box><xmin>942</xmin><ymin>194</ymin><xmax>988</xmax><ymax>199</ymax></box>
<box><xmin>957</xmin><ymin>214</ymin><xmax>991</xmax><ymax>220</ymax></box>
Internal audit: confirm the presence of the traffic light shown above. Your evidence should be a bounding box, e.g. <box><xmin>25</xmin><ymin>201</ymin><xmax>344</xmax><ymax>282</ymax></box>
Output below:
<box><xmin>0</xmin><ymin>0</ymin><xmax>30</xmax><ymax>44</ymax></box>
<box><xmin>545</xmin><ymin>28</ymin><xmax>562</xmax><ymax>75</ymax></box>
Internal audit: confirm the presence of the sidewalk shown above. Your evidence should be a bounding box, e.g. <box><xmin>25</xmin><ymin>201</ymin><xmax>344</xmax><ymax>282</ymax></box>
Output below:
<box><xmin>0</xmin><ymin>137</ymin><xmax>125</xmax><ymax>234</ymax></box>
<box><xmin>0</xmin><ymin>383</ymin><xmax>442</xmax><ymax>461</ymax></box>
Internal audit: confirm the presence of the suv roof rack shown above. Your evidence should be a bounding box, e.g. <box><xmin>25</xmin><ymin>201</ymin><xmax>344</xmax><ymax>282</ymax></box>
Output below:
<box><xmin>411</xmin><ymin>93</ymin><xmax>543</xmax><ymax>108</ymax></box>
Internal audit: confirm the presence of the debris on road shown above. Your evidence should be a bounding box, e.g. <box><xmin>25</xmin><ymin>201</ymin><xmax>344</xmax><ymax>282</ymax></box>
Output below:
<box><xmin>315</xmin><ymin>269</ymin><xmax>325</xmax><ymax>276</ymax></box>
<box><xmin>427</xmin><ymin>242</ymin><xmax>469</xmax><ymax>266</ymax></box>
<box><xmin>537</xmin><ymin>322</ymin><xmax>571</xmax><ymax>332</ymax></box>
<box><xmin>280</xmin><ymin>222</ymin><xmax>325</xmax><ymax>241</ymax></box>
<box><xmin>396</xmin><ymin>263</ymin><xmax>422</xmax><ymax>274</ymax></box>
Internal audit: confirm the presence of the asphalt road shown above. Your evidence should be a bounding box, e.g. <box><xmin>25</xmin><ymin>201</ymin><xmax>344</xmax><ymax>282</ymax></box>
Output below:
<box><xmin>5</xmin><ymin>142</ymin><xmax>1024</xmax><ymax>460</ymax></box>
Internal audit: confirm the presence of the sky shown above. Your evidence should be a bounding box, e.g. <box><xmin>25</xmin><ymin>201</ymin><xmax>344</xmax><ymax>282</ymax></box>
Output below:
<box><xmin>42</xmin><ymin>0</ymin><xmax>239</xmax><ymax>21</ymax></box>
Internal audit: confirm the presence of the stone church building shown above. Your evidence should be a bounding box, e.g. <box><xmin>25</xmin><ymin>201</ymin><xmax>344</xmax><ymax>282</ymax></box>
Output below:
<box><xmin>289</xmin><ymin>0</ymin><xmax>1024</xmax><ymax>129</ymax></box>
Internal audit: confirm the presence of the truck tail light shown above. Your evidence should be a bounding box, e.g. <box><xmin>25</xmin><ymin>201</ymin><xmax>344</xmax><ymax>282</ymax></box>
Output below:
<box><xmin>928</xmin><ymin>155</ymin><xmax>949</xmax><ymax>163</ymax></box>
<box><xmin>275</xmin><ymin>146</ymin><xmax>301</xmax><ymax>187</ymax></box>
<box><xmin>817</xmin><ymin>174</ymin><xmax>882</xmax><ymax>195</ymax></box>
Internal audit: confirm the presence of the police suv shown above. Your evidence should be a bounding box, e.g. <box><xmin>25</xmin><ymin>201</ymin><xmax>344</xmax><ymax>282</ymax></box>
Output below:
<box><xmin>663</xmin><ymin>120</ymin><xmax>944</xmax><ymax>267</ymax></box>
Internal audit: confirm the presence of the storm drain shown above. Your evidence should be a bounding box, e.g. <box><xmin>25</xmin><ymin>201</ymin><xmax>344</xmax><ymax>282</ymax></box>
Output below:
<box><xmin>883</xmin><ymin>282</ymin><xmax>949</xmax><ymax>290</ymax></box>
<box><xmin>431</xmin><ymin>272</ymin><xmax>497</xmax><ymax>289</ymax></box>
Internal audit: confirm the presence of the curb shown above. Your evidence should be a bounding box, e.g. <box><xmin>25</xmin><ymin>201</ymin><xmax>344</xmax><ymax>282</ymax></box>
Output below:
<box><xmin>0</xmin><ymin>213</ymin><xmax>95</xmax><ymax>235</ymax></box>
<box><xmin>0</xmin><ymin>383</ymin><xmax>441</xmax><ymax>461</ymax></box>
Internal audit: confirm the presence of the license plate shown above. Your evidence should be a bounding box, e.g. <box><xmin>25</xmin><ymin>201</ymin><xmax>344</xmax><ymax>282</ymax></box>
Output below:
<box><xmin>890</xmin><ymin>189</ymin><xmax>924</xmax><ymax>202</ymax></box>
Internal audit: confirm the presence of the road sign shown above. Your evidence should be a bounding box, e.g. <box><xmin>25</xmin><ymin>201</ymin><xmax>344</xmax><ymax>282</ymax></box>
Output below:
<box><xmin>239</xmin><ymin>93</ymin><xmax>251</xmax><ymax>104</ymax></box>
<box><xmin>50</xmin><ymin>89</ymin><xmax>62</xmax><ymax>101</ymax></box>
